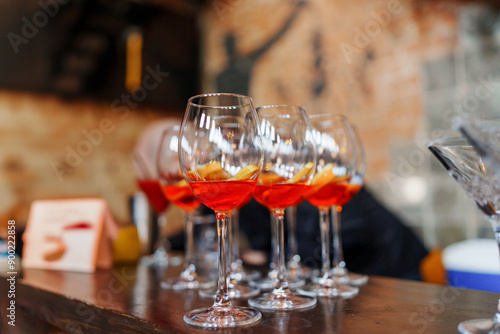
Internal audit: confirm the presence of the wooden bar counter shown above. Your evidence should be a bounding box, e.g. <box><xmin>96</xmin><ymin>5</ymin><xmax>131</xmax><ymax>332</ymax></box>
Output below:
<box><xmin>1</xmin><ymin>262</ymin><xmax>499</xmax><ymax>333</ymax></box>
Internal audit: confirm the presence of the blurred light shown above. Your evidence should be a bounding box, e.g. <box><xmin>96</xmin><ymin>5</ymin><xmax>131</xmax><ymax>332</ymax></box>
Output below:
<box><xmin>125</xmin><ymin>29</ymin><xmax>143</xmax><ymax>92</ymax></box>
<box><xmin>402</xmin><ymin>176</ymin><xmax>427</xmax><ymax>204</ymax></box>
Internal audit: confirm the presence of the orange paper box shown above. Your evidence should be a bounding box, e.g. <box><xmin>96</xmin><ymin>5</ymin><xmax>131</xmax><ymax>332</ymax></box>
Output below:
<box><xmin>22</xmin><ymin>198</ymin><xmax>118</xmax><ymax>273</ymax></box>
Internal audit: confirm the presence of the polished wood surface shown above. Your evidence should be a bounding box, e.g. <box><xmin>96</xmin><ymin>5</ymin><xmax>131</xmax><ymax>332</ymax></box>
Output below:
<box><xmin>1</xmin><ymin>262</ymin><xmax>499</xmax><ymax>334</ymax></box>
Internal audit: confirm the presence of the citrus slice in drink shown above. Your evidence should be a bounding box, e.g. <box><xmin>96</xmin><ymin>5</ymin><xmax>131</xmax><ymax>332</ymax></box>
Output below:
<box><xmin>286</xmin><ymin>161</ymin><xmax>315</xmax><ymax>184</ymax></box>
<box><xmin>231</xmin><ymin>164</ymin><xmax>260</xmax><ymax>181</ymax></box>
<box><xmin>311</xmin><ymin>163</ymin><xmax>349</xmax><ymax>188</ymax></box>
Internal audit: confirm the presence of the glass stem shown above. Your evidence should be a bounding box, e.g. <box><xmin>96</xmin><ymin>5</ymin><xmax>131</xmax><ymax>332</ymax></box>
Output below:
<box><xmin>214</xmin><ymin>212</ymin><xmax>231</xmax><ymax>308</ymax></box>
<box><xmin>181</xmin><ymin>213</ymin><xmax>195</xmax><ymax>277</ymax></box>
<box><xmin>270</xmin><ymin>213</ymin><xmax>278</xmax><ymax>271</ymax></box>
<box><xmin>494</xmin><ymin>230</ymin><xmax>500</xmax><ymax>324</ymax></box>
<box><xmin>331</xmin><ymin>206</ymin><xmax>346</xmax><ymax>274</ymax></box>
<box><xmin>227</xmin><ymin>211</ymin><xmax>234</xmax><ymax>271</ymax></box>
<box><xmin>232</xmin><ymin>209</ymin><xmax>241</xmax><ymax>266</ymax></box>
<box><xmin>273</xmin><ymin>209</ymin><xmax>289</xmax><ymax>293</ymax></box>
<box><xmin>319</xmin><ymin>207</ymin><xmax>331</xmax><ymax>280</ymax></box>
<box><xmin>286</xmin><ymin>206</ymin><xmax>298</xmax><ymax>262</ymax></box>
<box><xmin>154</xmin><ymin>213</ymin><xmax>169</xmax><ymax>253</ymax></box>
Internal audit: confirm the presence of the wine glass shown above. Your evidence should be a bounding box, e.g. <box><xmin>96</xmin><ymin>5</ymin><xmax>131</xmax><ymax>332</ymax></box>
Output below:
<box><xmin>319</xmin><ymin>124</ymin><xmax>368</xmax><ymax>286</ymax></box>
<box><xmin>157</xmin><ymin>124</ymin><xmax>214</xmax><ymax>290</ymax></box>
<box><xmin>297</xmin><ymin>113</ymin><xmax>359</xmax><ymax>298</ymax></box>
<box><xmin>133</xmin><ymin>120</ymin><xmax>175</xmax><ymax>267</ymax></box>
<box><xmin>247</xmin><ymin>104</ymin><xmax>317</xmax><ymax>310</ymax></box>
<box><xmin>428</xmin><ymin>136</ymin><xmax>500</xmax><ymax>334</ymax></box>
<box><xmin>179</xmin><ymin>93</ymin><xmax>263</xmax><ymax>328</ymax></box>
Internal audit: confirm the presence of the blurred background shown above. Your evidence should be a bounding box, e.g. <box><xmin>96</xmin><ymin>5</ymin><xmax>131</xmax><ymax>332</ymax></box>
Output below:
<box><xmin>0</xmin><ymin>0</ymin><xmax>499</xmax><ymax>252</ymax></box>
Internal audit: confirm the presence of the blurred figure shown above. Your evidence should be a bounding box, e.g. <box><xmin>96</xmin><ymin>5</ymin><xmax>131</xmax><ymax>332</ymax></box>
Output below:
<box><xmin>216</xmin><ymin>0</ymin><xmax>306</xmax><ymax>95</ymax></box>
<box><xmin>239</xmin><ymin>186</ymin><xmax>428</xmax><ymax>281</ymax></box>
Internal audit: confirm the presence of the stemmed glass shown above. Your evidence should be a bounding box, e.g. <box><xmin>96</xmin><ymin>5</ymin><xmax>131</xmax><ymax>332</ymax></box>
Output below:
<box><xmin>297</xmin><ymin>113</ymin><xmax>359</xmax><ymax>298</ymax></box>
<box><xmin>133</xmin><ymin>120</ymin><xmax>175</xmax><ymax>266</ymax></box>
<box><xmin>247</xmin><ymin>104</ymin><xmax>317</xmax><ymax>310</ymax></box>
<box><xmin>157</xmin><ymin>124</ymin><xmax>213</xmax><ymax>290</ymax></box>
<box><xmin>179</xmin><ymin>93</ymin><xmax>263</xmax><ymax>328</ymax></box>
<box><xmin>428</xmin><ymin>136</ymin><xmax>500</xmax><ymax>334</ymax></box>
<box><xmin>324</xmin><ymin>125</ymin><xmax>368</xmax><ymax>286</ymax></box>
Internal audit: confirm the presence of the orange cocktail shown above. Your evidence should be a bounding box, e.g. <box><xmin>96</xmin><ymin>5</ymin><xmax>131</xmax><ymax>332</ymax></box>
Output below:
<box><xmin>161</xmin><ymin>181</ymin><xmax>201</xmax><ymax>213</ymax></box>
<box><xmin>304</xmin><ymin>163</ymin><xmax>356</xmax><ymax>208</ymax></box>
<box><xmin>254</xmin><ymin>178</ymin><xmax>307</xmax><ymax>210</ymax></box>
<box><xmin>189</xmin><ymin>180</ymin><xmax>257</xmax><ymax>212</ymax></box>
<box><xmin>306</xmin><ymin>181</ymin><xmax>361</xmax><ymax>208</ymax></box>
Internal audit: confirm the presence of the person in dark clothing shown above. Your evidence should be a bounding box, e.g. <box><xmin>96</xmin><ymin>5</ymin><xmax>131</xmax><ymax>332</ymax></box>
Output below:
<box><xmin>239</xmin><ymin>187</ymin><xmax>428</xmax><ymax>281</ymax></box>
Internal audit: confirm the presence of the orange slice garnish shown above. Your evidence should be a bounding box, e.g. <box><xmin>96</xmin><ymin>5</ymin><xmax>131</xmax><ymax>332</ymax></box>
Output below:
<box><xmin>286</xmin><ymin>162</ymin><xmax>315</xmax><ymax>184</ymax></box>
<box><xmin>176</xmin><ymin>179</ymin><xmax>187</xmax><ymax>187</ymax></box>
<box><xmin>186</xmin><ymin>161</ymin><xmax>231</xmax><ymax>181</ymax></box>
<box><xmin>231</xmin><ymin>165</ymin><xmax>260</xmax><ymax>181</ymax></box>
<box><xmin>257</xmin><ymin>172</ymin><xmax>284</xmax><ymax>184</ymax></box>
<box><xmin>311</xmin><ymin>163</ymin><xmax>350</xmax><ymax>187</ymax></box>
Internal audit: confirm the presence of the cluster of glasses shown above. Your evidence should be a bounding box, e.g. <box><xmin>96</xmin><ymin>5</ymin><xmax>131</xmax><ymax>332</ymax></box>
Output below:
<box><xmin>134</xmin><ymin>93</ymin><xmax>370</xmax><ymax>329</ymax></box>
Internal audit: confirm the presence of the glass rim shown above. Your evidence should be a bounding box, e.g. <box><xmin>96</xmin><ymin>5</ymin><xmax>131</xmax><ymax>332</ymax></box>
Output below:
<box><xmin>188</xmin><ymin>93</ymin><xmax>253</xmax><ymax>109</ymax></box>
<box><xmin>427</xmin><ymin>136</ymin><xmax>469</xmax><ymax>148</ymax></box>
<box><xmin>427</xmin><ymin>136</ymin><xmax>472</xmax><ymax>146</ymax></box>
<box><xmin>256</xmin><ymin>104</ymin><xmax>305</xmax><ymax>111</ymax></box>
<box><xmin>308</xmin><ymin>112</ymin><xmax>348</xmax><ymax>121</ymax></box>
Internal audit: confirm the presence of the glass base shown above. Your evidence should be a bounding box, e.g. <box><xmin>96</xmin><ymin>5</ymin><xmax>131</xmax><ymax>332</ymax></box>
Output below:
<box><xmin>140</xmin><ymin>252</ymin><xmax>183</xmax><ymax>267</ymax></box>
<box><xmin>160</xmin><ymin>276</ymin><xmax>214</xmax><ymax>290</ymax></box>
<box><xmin>184</xmin><ymin>305</ymin><xmax>261</xmax><ymax>328</ymax></box>
<box><xmin>140</xmin><ymin>254</ymin><xmax>168</xmax><ymax>267</ymax></box>
<box><xmin>287</xmin><ymin>260</ymin><xmax>312</xmax><ymax>279</ymax></box>
<box><xmin>230</xmin><ymin>266</ymin><xmax>262</xmax><ymax>281</ymax></box>
<box><xmin>297</xmin><ymin>281</ymin><xmax>359</xmax><ymax>298</ymax></box>
<box><xmin>199</xmin><ymin>281</ymin><xmax>261</xmax><ymax>299</ymax></box>
<box><xmin>248</xmin><ymin>291</ymin><xmax>317</xmax><ymax>311</ymax></box>
<box><xmin>250</xmin><ymin>275</ymin><xmax>305</xmax><ymax>290</ymax></box>
<box><xmin>342</xmin><ymin>272</ymin><xmax>369</xmax><ymax>286</ymax></box>
<box><xmin>458</xmin><ymin>318</ymin><xmax>500</xmax><ymax>334</ymax></box>
<box><xmin>312</xmin><ymin>269</ymin><xmax>368</xmax><ymax>286</ymax></box>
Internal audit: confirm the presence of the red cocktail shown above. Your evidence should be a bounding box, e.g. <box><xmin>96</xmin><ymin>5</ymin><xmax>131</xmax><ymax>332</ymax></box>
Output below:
<box><xmin>137</xmin><ymin>179</ymin><xmax>169</xmax><ymax>213</ymax></box>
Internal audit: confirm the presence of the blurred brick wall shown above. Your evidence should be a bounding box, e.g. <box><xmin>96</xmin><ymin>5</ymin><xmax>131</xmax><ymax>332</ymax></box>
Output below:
<box><xmin>201</xmin><ymin>0</ymin><xmax>457</xmax><ymax>185</ymax></box>
<box><xmin>0</xmin><ymin>90</ymin><xmax>183</xmax><ymax>232</ymax></box>
<box><xmin>1</xmin><ymin>0</ymin><xmax>490</xmax><ymax>250</ymax></box>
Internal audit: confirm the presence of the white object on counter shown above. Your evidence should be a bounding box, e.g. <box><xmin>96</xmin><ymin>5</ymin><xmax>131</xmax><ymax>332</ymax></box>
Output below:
<box><xmin>442</xmin><ymin>238</ymin><xmax>500</xmax><ymax>275</ymax></box>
